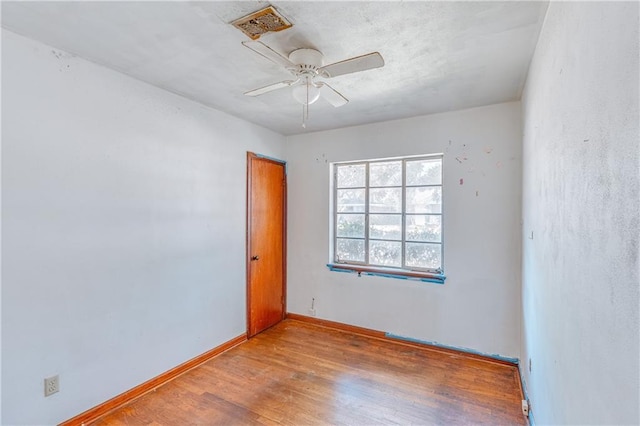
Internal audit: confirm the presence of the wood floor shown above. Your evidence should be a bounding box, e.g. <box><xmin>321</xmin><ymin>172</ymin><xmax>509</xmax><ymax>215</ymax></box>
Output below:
<box><xmin>92</xmin><ymin>320</ymin><xmax>526</xmax><ymax>425</ymax></box>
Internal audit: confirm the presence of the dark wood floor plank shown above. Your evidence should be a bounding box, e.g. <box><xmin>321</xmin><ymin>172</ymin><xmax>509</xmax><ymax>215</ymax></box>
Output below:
<box><xmin>92</xmin><ymin>319</ymin><xmax>526</xmax><ymax>425</ymax></box>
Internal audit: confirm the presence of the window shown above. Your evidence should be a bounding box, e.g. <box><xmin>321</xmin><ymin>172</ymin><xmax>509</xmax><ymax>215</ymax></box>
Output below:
<box><xmin>331</xmin><ymin>155</ymin><xmax>443</xmax><ymax>278</ymax></box>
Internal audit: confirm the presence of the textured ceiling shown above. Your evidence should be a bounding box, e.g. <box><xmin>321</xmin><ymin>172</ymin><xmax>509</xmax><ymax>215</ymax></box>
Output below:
<box><xmin>1</xmin><ymin>1</ymin><xmax>548</xmax><ymax>135</ymax></box>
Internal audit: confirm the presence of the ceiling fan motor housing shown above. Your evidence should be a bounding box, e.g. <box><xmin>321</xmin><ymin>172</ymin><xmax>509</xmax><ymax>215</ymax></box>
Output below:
<box><xmin>290</xmin><ymin>50</ymin><xmax>324</xmax><ymax>105</ymax></box>
<box><xmin>288</xmin><ymin>48</ymin><xmax>324</xmax><ymax>76</ymax></box>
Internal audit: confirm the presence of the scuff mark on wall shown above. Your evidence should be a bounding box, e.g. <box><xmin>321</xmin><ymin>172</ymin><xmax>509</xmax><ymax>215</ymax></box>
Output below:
<box><xmin>51</xmin><ymin>49</ymin><xmax>75</xmax><ymax>72</ymax></box>
<box><xmin>445</xmin><ymin>140</ymin><xmax>453</xmax><ymax>153</ymax></box>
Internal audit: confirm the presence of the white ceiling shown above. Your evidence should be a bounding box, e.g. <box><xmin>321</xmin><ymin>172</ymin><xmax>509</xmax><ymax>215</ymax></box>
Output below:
<box><xmin>1</xmin><ymin>1</ymin><xmax>548</xmax><ymax>135</ymax></box>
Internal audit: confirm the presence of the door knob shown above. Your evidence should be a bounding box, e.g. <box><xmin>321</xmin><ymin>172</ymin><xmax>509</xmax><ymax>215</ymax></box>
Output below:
<box><xmin>251</xmin><ymin>255</ymin><xmax>260</xmax><ymax>261</ymax></box>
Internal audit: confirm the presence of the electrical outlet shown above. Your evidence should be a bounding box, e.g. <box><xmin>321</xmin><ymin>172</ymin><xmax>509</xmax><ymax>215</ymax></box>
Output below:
<box><xmin>44</xmin><ymin>375</ymin><xmax>59</xmax><ymax>397</ymax></box>
<box><xmin>521</xmin><ymin>399</ymin><xmax>530</xmax><ymax>417</ymax></box>
<box><xmin>309</xmin><ymin>297</ymin><xmax>316</xmax><ymax>317</ymax></box>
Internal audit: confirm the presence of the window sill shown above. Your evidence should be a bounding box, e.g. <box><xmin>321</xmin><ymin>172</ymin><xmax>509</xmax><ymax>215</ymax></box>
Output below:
<box><xmin>326</xmin><ymin>264</ymin><xmax>446</xmax><ymax>285</ymax></box>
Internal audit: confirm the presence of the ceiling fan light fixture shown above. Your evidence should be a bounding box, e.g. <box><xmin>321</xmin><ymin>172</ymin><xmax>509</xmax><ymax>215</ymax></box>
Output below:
<box><xmin>292</xmin><ymin>80</ymin><xmax>320</xmax><ymax>105</ymax></box>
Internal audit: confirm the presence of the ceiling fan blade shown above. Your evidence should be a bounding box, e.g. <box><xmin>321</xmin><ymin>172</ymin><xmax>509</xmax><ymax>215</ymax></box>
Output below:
<box><xmin>244</xmin><ymin>80</ymin><xmax>297</xmax><ymax>97</ymax></box>
<box><xmin>319</xmin><ymin>52</ymin><xmax>384</xmax><ymax>78</ymax></box>
<box><xmin>320</xmin><ymin>83</ymin><xmax>349</xmax><ymax>107</ymax></box>
<box><xmin>242</xmin><ymin>41</ymin><xmax>295</xmax><ymax>69</ymax></box>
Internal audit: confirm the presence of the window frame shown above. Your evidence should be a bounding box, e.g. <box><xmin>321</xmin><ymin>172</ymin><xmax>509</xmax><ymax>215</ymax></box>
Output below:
<box><xmin>331</xmin><ymin>154</ymin><xmax>444</xmax><ymax>278</ymax></box>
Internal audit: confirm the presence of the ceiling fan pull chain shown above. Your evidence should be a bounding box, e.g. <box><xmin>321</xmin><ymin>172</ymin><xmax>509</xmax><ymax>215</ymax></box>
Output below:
<box><xmin>302</xmin><ymin>104</ymin><xmax>306</xmax><ymax>128</ymax></box>
<box><xmin>301</xmin><ymin>81</ymin><xmax>310</xmax><ymax>128</ymax></box>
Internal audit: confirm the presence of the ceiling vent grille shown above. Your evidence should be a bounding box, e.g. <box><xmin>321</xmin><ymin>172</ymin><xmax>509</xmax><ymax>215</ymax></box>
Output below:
<box><xmin>231</xmin><ymin>6</ymin><xmax>292</xmax><ymax>40</ymax></box>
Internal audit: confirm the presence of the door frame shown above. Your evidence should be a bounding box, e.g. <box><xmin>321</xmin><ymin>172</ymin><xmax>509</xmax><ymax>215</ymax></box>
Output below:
<box><xmin>246</xmin><ymin>152</ymin><xmax>287</xmax><ymax>338</ymax></box>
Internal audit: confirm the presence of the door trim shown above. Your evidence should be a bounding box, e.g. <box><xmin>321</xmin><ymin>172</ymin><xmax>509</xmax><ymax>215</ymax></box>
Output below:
<box><xmin>246</xmin><ymin>152</ymin><xmax>287</xmax><ymax>338</ymax></box>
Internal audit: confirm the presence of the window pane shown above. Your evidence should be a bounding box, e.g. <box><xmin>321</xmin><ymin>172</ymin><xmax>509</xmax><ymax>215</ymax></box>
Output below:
<box><xmin>370</xmin><ymin>161</ymin><xmax>402</xmax><ymax>187</ymax></box>
<box><xmin>406</xmin><ymin>187</ymin><xmax>442</xmax><ymax>213</ymax></box>
<box><xmin>337</xmin><ymin>214</ymin><xmax>365</xmax><ymax>238</ymax></box>
<box><xmin>405</xmin><ymin>242</ymin><xmax>441</xmax><ymax>269</ymax></box>
<box><xmin>337</xmin><ymin>164</ymin><xmax>365</xmax><ymax>188</ymax></box>
<box><xmin>337</xmin><ymin>189</ymin><xmax>365</xmax><ymax>212</ymax></box>
<box><xmin>406</xmin><ymin>215</ymin><xmax>442</xmax><ymax>242</ymax></box>
<box><xmin>370</xmin><ymin>188</ymin><xmax>402</xmax><ymax>213</ymax></box>
<box><xmin>406</xmin><ymin>158</ymin><xmax>442</xmax><ymax>186</ymax></box>
<box><xmin>370</xmin><ymin>214</ymin><xmax>402</xmax><ymax>240</ymax></box>
<box><xmin>333</xmin><ymin>156</ymin><xmax>444</xmax><ymax>272</ymax></box>
<box><xmin>336</xmin><ymin>238</ymin><xmax>365</xmax><ymax>262</ymax></box>
<box><xmin>369</xmin><ymin>240</ymin><xmax>402</xmax><ymax>267</ymax></box>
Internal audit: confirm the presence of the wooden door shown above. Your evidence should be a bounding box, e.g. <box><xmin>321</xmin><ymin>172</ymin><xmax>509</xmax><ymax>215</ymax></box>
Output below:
<box><xmin>246</xmin><ymin>152</ymin><xmax>286</xmax><ymax>337</ymax></box>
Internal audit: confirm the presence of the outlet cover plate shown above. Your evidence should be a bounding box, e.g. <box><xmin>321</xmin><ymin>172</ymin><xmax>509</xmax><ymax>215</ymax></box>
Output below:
<box><xmin>44</xmin><ymin>375</ymin><xmax>59</xmax><ymax>397</ymax></box>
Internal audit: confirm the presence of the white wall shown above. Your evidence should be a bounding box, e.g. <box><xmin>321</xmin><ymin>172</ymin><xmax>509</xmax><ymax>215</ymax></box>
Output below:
<box><xmin>1</xmin><ymin>29</ymin><xmax>285</xmax><ymax>425</ymax></box>
<box><xmin>0</xmin><ymin>15</ymin><xmax>3</xmax><ymax>424</ymax></box>
<box><xmin>521</xmin><ymin>2</ymin><xmax>639</xmax><ymax>424</ymax></box>
<box><xmin>0</xmin><ymin>9</ymin><xmax>4</xmax><ymax>424</ymax></box>
<box><xmin>286</xmin><ymin>102</ymin><xmax>522</xmax><ymax>358</ymax></box>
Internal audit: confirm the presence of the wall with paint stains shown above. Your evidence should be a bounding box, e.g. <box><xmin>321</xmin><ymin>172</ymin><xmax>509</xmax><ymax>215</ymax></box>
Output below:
<box><xmin>286</xmin><ymin>101</ymin><xmax>522</xmax><ymax>358</ymax></box>
<box><xmin>520</xmin><ymin>2</ymin><xmax>639</xmax><ymax>424</ymax></box>
<box><xmin>1</xmin><ymin>30</ymin><xmax>286</xmax><ymax>424</ymax></box>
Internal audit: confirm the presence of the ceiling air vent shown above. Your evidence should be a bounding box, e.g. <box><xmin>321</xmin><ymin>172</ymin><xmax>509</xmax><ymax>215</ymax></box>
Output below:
<box><xmin>231</xmin><ymin>6</ymin><xmax>292</xmax><ymax>40</ymax></box>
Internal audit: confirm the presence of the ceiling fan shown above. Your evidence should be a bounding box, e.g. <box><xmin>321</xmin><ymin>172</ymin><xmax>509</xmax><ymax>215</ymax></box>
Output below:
<box><xmin>242</xmin><ymin>41</ymin><xmax>384</xmax><ymax>126</ymax></box>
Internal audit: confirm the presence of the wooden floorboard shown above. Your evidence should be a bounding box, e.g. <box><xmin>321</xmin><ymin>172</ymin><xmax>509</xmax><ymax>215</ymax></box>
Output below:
<box><xmin>92</xmin><ymin>319</ymin><xmax>526</xmax><ymax>425</ymax></box>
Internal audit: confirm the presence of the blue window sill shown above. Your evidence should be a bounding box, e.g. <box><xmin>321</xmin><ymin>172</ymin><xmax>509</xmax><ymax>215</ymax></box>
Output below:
<box><xmin>326</xmin><ymin>264</ymin><xmax>446</xmax><ymax>285</ymax></box>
